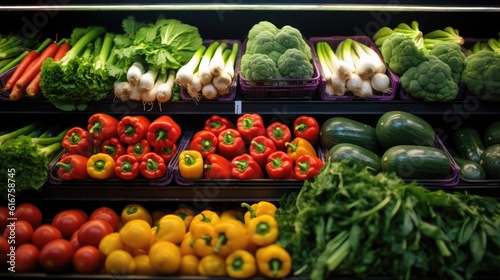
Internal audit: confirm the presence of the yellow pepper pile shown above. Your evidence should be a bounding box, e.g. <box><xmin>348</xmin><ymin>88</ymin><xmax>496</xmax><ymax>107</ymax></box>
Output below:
<box><xmin>98</xmin><ymin>201</ymin><xmax>292</xmax><ymax>278</ymax></box>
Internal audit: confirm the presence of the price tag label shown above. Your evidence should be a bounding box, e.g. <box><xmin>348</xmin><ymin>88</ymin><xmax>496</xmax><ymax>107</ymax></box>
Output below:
<box><xmin>234</xmin><ymin>101</ymin><xmax>242</xmax><ymax>114</ymax></box>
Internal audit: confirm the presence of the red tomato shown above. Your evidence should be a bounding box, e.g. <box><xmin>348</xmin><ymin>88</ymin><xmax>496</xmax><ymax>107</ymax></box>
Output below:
<box><xmin>0</xmin><ymin>236</ymin><xmax>11</xmax><ymax>268</ymax></box>
<box><xmin>77</xmin><ymin>219</ymin><xmax>114</xmax><ymax>247</ymax></box>
<box><xmin>72</xmin><ymin>245</ymin><xmax>105</xmax><ymax>273</ymax></box>
<box><xmin>38</xmin><ymin>239</ymin><xmax>74</xmax><ymax>273</ymax></box>
<box><xmin>0</xmin><ymin>206</ymin><xmax>9</xmax><ymax>233</ymax></box>
<box><xmin>32</xmin><ymin>224</ymin><xmax>63</xmax><ymax>250</ymax></box>
<box><xmin>52</xmin><ymin>209</ymin><xmax>87</xmax><ymax>239</ymax></box>
<box><xmin>15</xmin><ymin>243</ymin><xmax>39</xmax><ymax>272</ymax></box>
<box><xmin>90</xmin><ymin>207</ymin><xmax>120</xmax><ymax>231</ymax></box>
<box><xmin>2</xmin><ymin>220</ymin><xmax>33</xmax><ymax>246</ymax></box>
<box><xmin>14</xmin><ymin>203</ymin><xmax>42</xmax><ymax>229</ymax></box>
<box><xmin>70</xmin><ymin>229</ymin><xmax>81</xmax><ymax>251</ymax></box>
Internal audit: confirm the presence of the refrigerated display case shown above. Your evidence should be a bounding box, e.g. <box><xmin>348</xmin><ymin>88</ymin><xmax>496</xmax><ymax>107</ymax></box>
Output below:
<box><xmin>0</xmin><ymin>1</ymin><xmax>499</xmax><ymax>279</ymax></box>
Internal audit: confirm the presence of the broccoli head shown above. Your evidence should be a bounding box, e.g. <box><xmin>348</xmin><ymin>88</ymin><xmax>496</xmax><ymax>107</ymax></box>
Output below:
<box><xmin>241</xmin><ymin>53</ymin><xmax>281</xmax><ymax>80</ymax></box>
<box><xmin>461</xmin><ymin>50</ymin><xmax>500</xmax><ymax>102</ymax></box>
<box><xmin>429</xmin><ymin>41</ymin><xmax>465</xmax><ymax>84</ymax></box>
<box><xmin>247</xmin><ymin>21</ymin><xmax>280</xmax><ymax>41</ymax></box>
<box><xmin>246</xmin><ymin>30</ymin><xmax>286</xmax><ymax>65</ymax></box>
<box><xmin>381</xmin><ymin>32</ymin><xmax>426</xmax><ymax>75</ymax></box>
<box><xmin>400</xmin><ymin>55</ymin><xmax>458</xmax><ymax>102</ymax></box>
<box><xmin>274</xmin><ymin>25</ymin><xmax>312</xmax><ymax>61</ymax></box>
<box><xmin>277</xmin><ymin>48</ymin><xmax>314</xmax><ymax>79</ymax></box>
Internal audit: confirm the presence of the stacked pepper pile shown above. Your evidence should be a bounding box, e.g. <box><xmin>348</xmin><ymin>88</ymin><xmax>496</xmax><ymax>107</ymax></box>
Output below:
<box><xmin>178</xmin><ymin>114</ymin><xmax>324</xmax><ymax>181</ymax></box>
<box><xmin>56</xmin><ymin>113</ymin><xmax>182</xmax><ymax>180</ymax></box>
<box><xmin>98</xmin><ymin>201</ymin><xmax>291</xmax><ymax>278</ymax></box>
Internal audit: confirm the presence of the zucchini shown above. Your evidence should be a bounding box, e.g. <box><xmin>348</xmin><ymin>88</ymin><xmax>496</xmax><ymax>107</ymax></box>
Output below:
<box><xmin>381</xmin><ymin>145</ymin><xmax>451</xmax><ymax>179</ymax></box>
<box><xmin>452</xmin><ymin>156</ymin><xmax>486</xmax><ymax>181</ymax></box>
<box><xmin>453</xmin><ymin>127</ymin><xmax>484</xmax><ymax>163</ymax></box>
<box><xmin>376</xmin><ymin>111</ymin><xmax>435</xmax><ymax>149</ymax></box>
<box><xmin>479</xmin><ymin>144</ymin><xmax>500</xmax><ymax>179</ymax></box>
<box><xmin>328</xmin><ymin>143</ymin><xmax>381</xmax><ymax>173</ymax></box>
<box><xmin>320</xmin><ymin>117</ymin><xmax>379</xmax><ymax>152</ymax></box>
<box><xmin>484</xmin><ymin>121</ymin><xmax>500</xmax><ymax>147</ymax></box>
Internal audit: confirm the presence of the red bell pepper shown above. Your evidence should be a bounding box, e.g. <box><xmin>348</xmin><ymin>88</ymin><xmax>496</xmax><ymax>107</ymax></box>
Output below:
<box><xmin>87</xmin><ymin>113</ymin><xmax>119</xmax><ymax>145</ymax></box>
<box><xmin>100</xmin><ymin>137</ymin><xmax>126</xmax><ymax>161</ymax></box>
<box><xmin>293</xmin><ymin>154</ymin><xmax>324</xmax><ymax>181</ymax></box>
<box><xmin>114</xmin><ymin>154</ymin><xmax>140</xmax><ymax>180</ymax></box>
<box><xmin>236</xmin><ymin>114</ymin><xmax>265</xmax><ymax>144</ymax></box>
<box><xmin>265</xmin><ymin>151</ymin><xmax>293</xmax><ymax>179</ymax></box>
<box><xmin>217</xmin><ymin>128</ymin><xmax>246</xmax><ymax>160</ymax></box>
<box><xmin>117</xmin><ymin>115</ymin><xmax>151</xmax><ymax>145</ymax></box>
<box><xmin>147</xmin><ymin>115</ymin><xmax>182</xmax><ymax>148</ymax></box>
<box><xmin>56</xmin><ymin>154</ymin><xmax>89</xmax><ymax>180</ymax></box>
<box><xmin>293</xmin><ymin>115</ymin><xmax>320</xmax><ymax>145</ymax></box>
<box><xmin>62</xmin><ymin>126</ymin><xmax>94</xmax><ymax>156</ymax></box>
<box><xmin>203</xmin><ymin>115</ymin><xmax>235</xmax><ymax>137</ymax></box>
<box><xmin>204</xmin><ymin>154</ymin><xmax>232</xmax><ymax>179</ymax></box>
<box><xmin>126</xmin><ymin>139</ymin><xmax>151</xmax><ymax>161</ymax></box>
<box><xmin>140</xmin><ymin>152</ymin><xmax>167</xmax><ymax>179</ymax></box>
<box><xmin>249</xmin><ymin>136</ymin><xmax>277</xmax><ymax>169</ymax></box>
<box><xmin>266</xmin><ymin>122</ymin><xmax>292</xmax><ymax>151</ymax></box>
<box><xmin>230</xmin><ymin>153</ymin><xmax>264</xmax><ymax>179</ymax></box>
<box><xmin>154</xmin><ymin>144</ymin><xmax>178</xmax><ymax>165</ymax></box>
<box><xmin>189</xmin><ymin>130</ymin><xmax>218</xmax><ymax>159</ymax></box>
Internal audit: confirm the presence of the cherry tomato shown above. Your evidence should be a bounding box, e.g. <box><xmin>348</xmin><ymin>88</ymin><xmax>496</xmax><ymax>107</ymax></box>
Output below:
<box><xmin>32</xmin><ymin>224</ymin><xmax>63</xmax><ymax>250</ymax></box>
<box><xmin>78</xmin><ymin>219</ymin><xmax>114</xmax><ymax>247</ymax></box>
<box><xmin>70</xmin><ymin>229</ymin><xmax>81</xmax><ymax>251</ymax></box>
<box><xmin>14</xmin><ymin>203</ymin><xmax>42</xmax><ymax>230</ymax></box>
<box><xmin>15</xmin><ymin>243</ymin><xmax>39</xmax><ymax>272</ymax></box>
<box><xmin>90</xmin><ymin>207</ymin><xmax>120</xmax><ymax>232</ymax></box>
<box><xmin>38</xmin><ymin>239</ymin><xmax>74</xmax><ymax>273</ymax></box>
<box><xmin>0</xmin><ymin>236</ymin><xmax>10</xmax><ymax>268</ymax></box>
<box><xmin>73</xmin><ymin>245</ymin><xmax>105</xmax><ymax>274</ymax></box>
<box><xmin>3</xmin><ymin>220</ymin><xmax>33</xmax><ymax>246</ymax></box>
<box><xmin>0</xmin><ymin>206</ymin><xmax>9</xmax><ymax>233</ymax></box>
<box><xmin>52</xmin><ymin>209</ymin><xmax>87</xmax><ymax>239</ymax></box>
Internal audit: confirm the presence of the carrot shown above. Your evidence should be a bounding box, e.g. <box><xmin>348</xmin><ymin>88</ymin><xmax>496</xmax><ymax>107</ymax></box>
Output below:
<box><xmin>9</xmin><ymin>83</ymin><xmax>24</xmax><ymax>101</ymax></box>
<box><xmin>4</xmin><ymin>50</ymin><xmax>39</xmax><ymax>91</ymax></box>
<box><xmin>25</xmin><ymin>42</ymin><xmax>71</xmax><ymax>97</ymax></box>
<box><xmin>14</xmin><ymin>42</ymin><xmax>58</xmax><ymax>90</ymax></box>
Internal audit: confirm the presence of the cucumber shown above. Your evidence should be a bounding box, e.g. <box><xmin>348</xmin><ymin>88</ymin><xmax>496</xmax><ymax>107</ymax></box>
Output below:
<box><xmin>320</xmin><ymin>117</ymin><xmax>379</xmax><ymax>152</ymax></box>
<box><xmin>452</xmin><ymin>156</ymin><xmax>486</xmax><ymax>181</ymax></box>
<box><xmin>376</xmin><ymin>111</ymin><xmax>435</xmax><ymax>149</ymax></box>
<box><xmin>453</xmin><ymin>127</ymin><xmax>484</xmax><ymax>163</ymax></box>
<box><xmin>328</xmin><ymin>143</ymin><xmax>381</xmax><ymax>173</ymax></box>
<box><xmin>484</xmin><ymin>121</ymin><xmax>500</xmax><ymax>147</ymax></box>
<box><xmin>479</xmin><ymin>144</ymin><xmax>500</xmax><ymax>179</ymax></box>
<box><xmin>381</xmin><ymin>145</ymin><xmax>451</xmax><ymax>179</ymax></box>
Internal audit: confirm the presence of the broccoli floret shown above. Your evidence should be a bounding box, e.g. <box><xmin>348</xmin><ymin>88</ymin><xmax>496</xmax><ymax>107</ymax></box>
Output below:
<box><xmin>461</xmin><ymin>50</ymin><xmax>500</xmax><ymax>102</ymax></box>
<box><xmin>429</xmin><ymin>41</ymin><xmax>465</xmax><ymax>84</ymax></box>
<box><xmin>247</xmin><ymin>21</ymin><xmax>280</xmax><ymax>41</ymax></box>
<box><xmin>241</xmin><ymin>53</ymin><xmax>281</xmax><ymax>80</ymax></box>
<box><xmin>274</xmin><ymin>25</ymin><xmax>312</xmax><ymax>61</ymax></box>
<box><xmin>381</xmin><ymin>32</ymin><xmax>426</xmax><ymax>75</ymax></box>
<box><xmin>277</xmin><ymin>48</ymin><xmax>314</xmax><ymax>79</ymax></box>
<box><xmin>400</xmin><ymin>55</ymin><xmax>459</xmax><ymax>102</ymax></box>
<box><xmin>246</xmin><ymin>31</ymin><xmax>286</xmax><ymax>64</ymax></box>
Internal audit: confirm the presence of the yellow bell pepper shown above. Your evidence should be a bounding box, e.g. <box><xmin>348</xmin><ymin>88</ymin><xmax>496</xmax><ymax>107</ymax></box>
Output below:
<box><xmin>180</xmin><ymin>232</ymin><xmax>196</xmax><ymax>256</ymax></box>
<box><xmin>174</xmin><ymin>207</ymin><xmax>196</xmax><ymax>230</ymax></box>
<box><xmin>241</xmin><ymin>201</ymin><xmax>277</xmax><ymax>226</ymax></box>
<box><xmin>99</xmin><ymin>232</ymin><xmax>125</xmax><ymax>256</ymax></box>
<box><xmin>189</xmin><ymin>222</ymin><xmax>216</xmax><ymax>257</ymax></box>
<box><xmin>178</xmin><ymin>150</ymin><xmax>204</xmax><ymax>179</ymax></box>
<box><xmin>121</xmin><ymin>203</ymin><xmax>153</xmax><ymax>226</ymax></box>
<box><xmin>225</xmin><ymin>249</ymin><xmax>257</xmax><ymax>279</ymax></box>
<box><xmin>191</xmin><ymin>209</ymin><xmax>221</xmax><ymax>225</ymax></box>
<box><xmin>179</xmin><ymin>255</ymin><xmax>199</xmax><ymax>276</ymax></box>
<box><xmin>119</xmin><ymin>219</ymin><xmax>152</xmax><ymax>250</ymax></box>
<box><xmin>211</xmin><ymin>220</ymin><xmax>248</xmax><ymax>257</ymax></box>
<box><xmin>247</xmin><ymin>214</ymin><xmax>279</xmax><ymax>246</ymax></box>
<box><xmin>133</xmin><ymin>254</ymin><xmax>158</xmax><ymax>276</ymax></box>
<box><xmin>154</xmin><ymin>214</ymin><xmax>186</xmax><ymax>244</ymax></box>
<box><xmin>105</xmin><ymin>249</ymin><xmax>136</xmax><ymax>275</ymax></box>
<box><xmin>220</xmin><ymin>209</ymin><xmax>245</xmax><ymax>224</ymax></box>
<box><xmin>255</xmin><ymin>244</ymin><xmax>292</xmax><ymax>279</ymax></box>
<box><xmin>148</xmin><ymin>241</ymin><xmax>181</xmax><ymax>275</ymax></box>
<box><xmin>87</xmin><ymin>153</ymin><xmax>116</xmax><ymax>179</ymax></box>
<box><xmin>285</xmin><ymin>137</ymin><xmax>317</xmax><ymax>162</ymax></box>
<box><xmin>198</xmin><ymin>254</ymin><xmax>226</xmax><ymax>277</ymax></box>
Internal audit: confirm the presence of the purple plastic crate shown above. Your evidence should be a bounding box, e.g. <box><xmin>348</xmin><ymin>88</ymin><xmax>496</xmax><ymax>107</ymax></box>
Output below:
<box><xmin>399</xmin><ymin>82</ymin><xmax>466</xmax><ymax>101</ymax></box>
<box><xmin>0</xmin><ymin>67</ymin><xmax>16</xmax><ymax>100</ymax></box>
<box><xmin>309</xmin><ymin>36</ymin><xmax>399</xmax><ymax>101</ymax></box>
<box><xmin>238</xmin><ymin>38</ymin><xmax>320</xmax><ymax>100</ymax></box>
<box><xmin>173</xmin><ymin>129</ymin><xmax>327</xmax><ymax>186</ymax></box>
<box><xmin>180</xmin><ymin>39</ymin><xmax>242</xmax><ymax>102</ymax></box>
